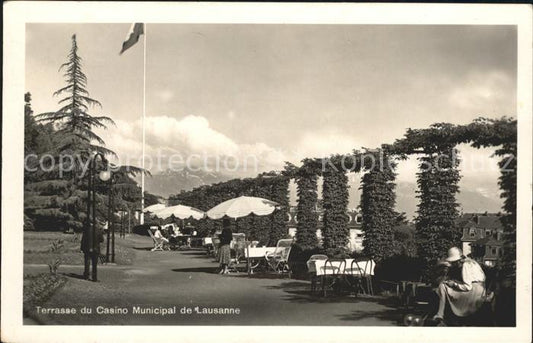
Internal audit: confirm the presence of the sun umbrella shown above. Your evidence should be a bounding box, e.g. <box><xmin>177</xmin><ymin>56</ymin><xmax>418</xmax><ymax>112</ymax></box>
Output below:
<box><xmin>206</xmin><ymin>196</ymin><xmax>279</xmax><ymax>275</ymax></box>
<box><xmin>152</xmin><ymin>204</ymin><xmax>205</xmax><ymax>220</ymax></box>
<box><xmin>143</xmin><ymin>203</ymin><xmax>166</xmax><ymax>213</ymax></box>
<box><xmin>206</xmin><ymin>196</ymin><xmax>279</xmax><ymax>219</ymax></box>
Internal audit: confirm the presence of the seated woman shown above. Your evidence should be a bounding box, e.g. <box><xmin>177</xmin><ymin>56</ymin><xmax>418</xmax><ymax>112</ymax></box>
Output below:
<box><xmin>153</xmin><ymin>226</ymin><xmax>169</xmax><ymax>245</ymax></box>
<box><xmin>433</xmin><ymin>247</ymin><xmax>486</xmax><ymax>324</ymax></box>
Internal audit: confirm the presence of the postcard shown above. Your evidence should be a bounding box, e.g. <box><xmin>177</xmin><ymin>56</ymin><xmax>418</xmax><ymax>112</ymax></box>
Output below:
<box><xmin>2</xmin><ymin>2</ymin><xmax>532</xmax><ymax>343</ymax></box>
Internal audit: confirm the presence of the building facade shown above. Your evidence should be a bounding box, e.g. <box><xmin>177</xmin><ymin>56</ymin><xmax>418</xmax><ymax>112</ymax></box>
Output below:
<box><xmin>286</xmin><ymin>207</ymin><xmax>364</xmax><ymax>252</ymax></box>
<box><xmin>458</xmin><ymin>212</ymin><xmax>504</xmax><ymax>267</ymax></box>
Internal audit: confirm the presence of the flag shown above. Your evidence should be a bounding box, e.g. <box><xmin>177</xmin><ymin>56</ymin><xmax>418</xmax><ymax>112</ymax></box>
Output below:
<box><xmin>120</xmin><ymin>23</ymin><xmax>144</xmax><ymax>55</ymax></box>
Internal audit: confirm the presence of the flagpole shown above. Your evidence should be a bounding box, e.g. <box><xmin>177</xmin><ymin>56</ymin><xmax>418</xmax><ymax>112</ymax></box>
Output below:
<box><xmin>140</xmin><ymin>24</ymin><xmax>147</xmax><ymax>225</ymax></box>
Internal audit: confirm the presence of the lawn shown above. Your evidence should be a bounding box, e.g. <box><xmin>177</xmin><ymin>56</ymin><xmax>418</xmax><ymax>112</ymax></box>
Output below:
<box><xmin>24</xmin><ymin>231</ymin><xmax>136</xmax><ymax>266</ymax></box>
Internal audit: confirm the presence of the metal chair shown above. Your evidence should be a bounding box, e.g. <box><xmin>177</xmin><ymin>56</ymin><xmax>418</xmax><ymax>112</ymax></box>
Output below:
<box><xmin>354</xmin><ymin>259</ymin><xmax>375</xmax><ymax>295</ymax></box>
<box><xmin>265</xmin><ymin>238</ymin><xmax>294</xmax><ymax>274</ymax></box>
<box><xmin>307</xmin><ymin>254</ymin><xmax>328</xmax><ymax>294</ymax></box>
<box><xmin>321</xmin><ymin>258</ymin><xmax>347</xmax><ymax>297</ymax></box>
<box><xmin>345</xmin><ymin>259</ymin><xmax>366</xmax><ymax>296</ymax></box>
<box><xmin>227</xmin><ymin>233</ymin><xmax>246</xmax><ymax>273</ymax></box>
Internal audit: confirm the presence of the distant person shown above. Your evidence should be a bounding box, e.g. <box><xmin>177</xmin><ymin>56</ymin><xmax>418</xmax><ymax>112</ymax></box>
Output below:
<box><xmin>167</xmin><ymin>225</ymin><xmax>179</xmax><ymax>250</ymax></box>
<box><xmin>432</xmin><ymin>247</ymin><xmax>487</xmax><ymax>324</ymax></box>
<box><xmin>153</xmin><ymin>226</ymin><xmax>169</xmax><ymax>244</ymax></box>
<box><xmin>218</xmin><ymin>218</ymin><xmax>233</xmax><ymax>274</ymax></box>
<box><xmin>81</xmin><ymin>220</ymin><xmax>104</xmax><ymax>281</ymax></box>
<box><xmin>212</xmin><ymin>229</ymin><xmax>222</xmax><ymax>259</ymax></box>
<box><xmin>168</xmin><ymin>224</ymin><xmax>177</xmax><ymax>237</ymax></box>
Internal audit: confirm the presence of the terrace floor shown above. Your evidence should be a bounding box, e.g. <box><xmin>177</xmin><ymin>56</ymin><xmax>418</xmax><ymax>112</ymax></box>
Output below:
<box><xmin>23</xmin><ymin>234</ymin><xmax>400</xmax><ymax>326</ymax></box>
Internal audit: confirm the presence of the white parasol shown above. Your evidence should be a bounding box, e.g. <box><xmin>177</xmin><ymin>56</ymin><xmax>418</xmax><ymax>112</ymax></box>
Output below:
<box><xmin>152</xmin><ymin>205</ymin><xmax>205</xmax><ymax>220</ymax></box>
<box><xmin>143</xmin><ymin>203</ymin><xmax>166</xmax><ymax>213</ymax></box>
<box><xmin>206</xmin><ymin>196</ymin><xmax>279</xmax><ymax>275</ymax></box>
<box><xmin>206</xmin><ymin>196</ymin><xmax>279</xmax><ymax>219</ymax></box>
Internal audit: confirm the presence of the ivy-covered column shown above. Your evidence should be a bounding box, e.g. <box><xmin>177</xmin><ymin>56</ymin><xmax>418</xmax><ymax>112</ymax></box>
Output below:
<box><xmin>468</xmin><ymin>117</ymin><xmax>516</xmax><ymax>282</ymax></box>
<box><xmin>496</xmin><ymin>141</ymin><xmax>516</xmax><ymax>280</ymax></box>
<box><xmin>360</xmin><ymin>151</ymin><xmax>397</xmax><ymax>261</ymax></box>
<box><xmin>248</xmin><ymin>177</ymin><xmax>270</xmax><ymax>245</ymax></box>
<box><xmin>415</xmin><ymin>146</ymin><xmax>461</xmax><ymax>273</ymax></box>
<box><xmin>294</xmin><ymin>160</ymin><xmax>319</xmax><ymax>250</ymax></box>
<box><xmin>269</xmin><ymin>176</ymin><xmax>290</xmax><ymax>246</ymax></box>
<box><xmin>321</xmin><ymin>163</ymin><xmax>350</xmax><ymax>257</ymax></box>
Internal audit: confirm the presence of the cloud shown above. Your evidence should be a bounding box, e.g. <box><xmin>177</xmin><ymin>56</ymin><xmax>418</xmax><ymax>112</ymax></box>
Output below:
<box><xmin>292</xmin><ymin>129</ymin><xmax>361</xmax><ymax>161</ymax></box>
<box><xmin>96</xmin><ymin>115</ymin><xmax>287</xmax><ymax>174</ymax></box>
<box><xmin>448</xmin><ymin>70</ymin><xmax>514</xmax><ymax>113</ymax></box>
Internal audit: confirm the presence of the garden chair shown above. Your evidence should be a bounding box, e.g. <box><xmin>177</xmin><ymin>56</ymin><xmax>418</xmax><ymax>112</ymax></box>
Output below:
<box><xmin>346</xmin><ymin>258</ymin><xmax>375</xmax><ymax>295</ymax></box>
<box><xmin>265</xmin><ymin>238</ymin><xmax>294</xmax><ymax>274</ymax></box>
<box><xmin>345</xmin><ymin>259</ymin><xmax>367</xmax><ymax>296</ymax></box>
<box><xmin>307</xmin><ymin>254</ymin><xmax>328</xmax><ymax>294</ymax></box>
<box><xmin>227</xmin><ymin>233</ymin><xmax>246</xmax><ymax>273</ymax></box>
<box><xmin>321</xmin><ymin>258</ymin><xmax>347</xmax><ymax>297</ymax></box>
<box><xmin>211</xmin><ymin>235</ymin><xmax>221</xmax><ymax>261</ymax></box>
<box><xmin>147</xmin><ymin>229</ymin><xmax>165</xmax><ymax>251</ymax></box>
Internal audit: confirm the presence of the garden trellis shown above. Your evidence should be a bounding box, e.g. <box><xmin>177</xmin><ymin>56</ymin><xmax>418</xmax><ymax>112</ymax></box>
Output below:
<box><xmin>170</xmin><ymin>117</ymin><xmax>516</xmax><ymax>283</ymax></box>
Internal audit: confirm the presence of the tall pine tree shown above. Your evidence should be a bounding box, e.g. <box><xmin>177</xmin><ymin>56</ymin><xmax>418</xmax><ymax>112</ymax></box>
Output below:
<box><xmin>25</xmin><ymin>35</ymin><xmax>118</xmax><ymax>232</ymax></box>
<box><xmin>36</xmin><ymin>34</ymin><xmax>115</xmax><ymax>165</ymax></box>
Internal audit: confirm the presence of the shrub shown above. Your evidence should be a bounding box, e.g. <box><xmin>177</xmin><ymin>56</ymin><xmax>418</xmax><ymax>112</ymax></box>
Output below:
<box><xmin>23</xmin><ymin>273</ymin><xmax>67</xmax><ymax>316</ymax></box>
<box><xmin>24</xmin><ymin>214</ymin><xmax>35</xmax><ymax>231</ymax></box>
<box><xmin>47</xmin><ymin>239</ymin><xmax>64</xmax><ymax>275</ymax></box>
<box><xmin>288</xmin><ymin>244</ymin><xmax>322</xmax><ymax>278</ymax></box>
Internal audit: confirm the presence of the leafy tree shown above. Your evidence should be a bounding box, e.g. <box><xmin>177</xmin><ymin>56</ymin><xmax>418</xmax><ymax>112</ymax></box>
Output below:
<box><xmin>25</xmin><ymin>35</ymin><xmax>122</xmax><ymax>232</ymax></box>
<box><xmin>24</xmin><ymin>93</ymin><xmax>56</xmax><ymax>181</ymax></box>
<box><xmin>143</xmin><ymin>191</ymin><xmax>161</xmax><ymax>207</ymax></box>
<box><xmin>392</xmin><ymin>222</ymin><xmax>417</xmax><ymax>257</ymax></box>
<box><xmin>25</xmin><ymin>92</ymin><xmax>38</xmax><ymax>155</ymax></box>
<box><xmin>495</xmin><ymin>141</ymin><xmax>516</xmax><ymax>279</ymax></box>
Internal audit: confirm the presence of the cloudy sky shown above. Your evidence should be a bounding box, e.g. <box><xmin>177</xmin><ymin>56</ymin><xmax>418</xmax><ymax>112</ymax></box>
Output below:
<box><xmin>26</xmin><ymin>24</ymin><xmax>516</xmax><ymax>208</ymax></box>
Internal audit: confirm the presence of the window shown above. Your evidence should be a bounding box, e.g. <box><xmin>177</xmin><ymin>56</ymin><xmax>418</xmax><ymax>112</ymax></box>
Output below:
<box><xmin>485</xmin><ymin>230</ymin><xmax>492</xmax><ymax>237</ymax></box>
<box><xmin>469</xmin><ymin>228</ymin><xmax>476</xmax><ymax>237</ymax></box>
<box><xmin>491</xmin><ymin>248</ymin><xmax>497</xmax><ymax>255</ymax></box>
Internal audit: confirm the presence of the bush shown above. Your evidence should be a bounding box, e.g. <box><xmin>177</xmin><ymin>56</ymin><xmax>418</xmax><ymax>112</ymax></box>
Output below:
<box><xmin>24</xmin><ymin>214</ymin><xmax>35</xmax><ymax>231</ymax></box>
<box><xmin>288</xmin><ymin>244</ymin><xmax>322</xmax><ymax>278</ymax></box>
<box><xmin>47</xmin><ymin>239</ymin><xmax>64</xmax><ymax>275</ymax></box>
<box><xmin>23</xmin><ymin>273</ymin><xmax>67</xmax><ymax>316</ymax></box>
<box><xmin>132</xmin><ymin>224</ymin><xmax>153</xmax><ymax>236</ymax></box>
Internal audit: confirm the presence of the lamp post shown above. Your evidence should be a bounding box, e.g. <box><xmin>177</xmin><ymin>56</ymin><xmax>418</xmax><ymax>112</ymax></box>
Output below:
<box><xmin>84</xmin><ymin>152</ymin><xmax>108</xmax><ymax>282</ymax></box>
<box><xmin>120</xmin><ymin>207</ymin><xmax>125</xmax><ymax>238</ymax></box>
<box><xmin>101</xmin><ymin>170</ymin><xmax>119</xmax><ymax>263</ymax></box>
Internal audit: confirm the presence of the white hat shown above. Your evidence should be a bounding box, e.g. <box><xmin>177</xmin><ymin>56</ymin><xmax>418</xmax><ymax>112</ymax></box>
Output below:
<box><xmin>445</xmin><ymin>247</ymin><xmax>463</xmax><ymax>262</ymax></box>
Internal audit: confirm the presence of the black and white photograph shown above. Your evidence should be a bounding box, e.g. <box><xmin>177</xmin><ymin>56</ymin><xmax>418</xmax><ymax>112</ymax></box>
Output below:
<box><xmin>2</xmin><ymin>2</ymin><xmax>532</xmax><ymax>343</ymax></box>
